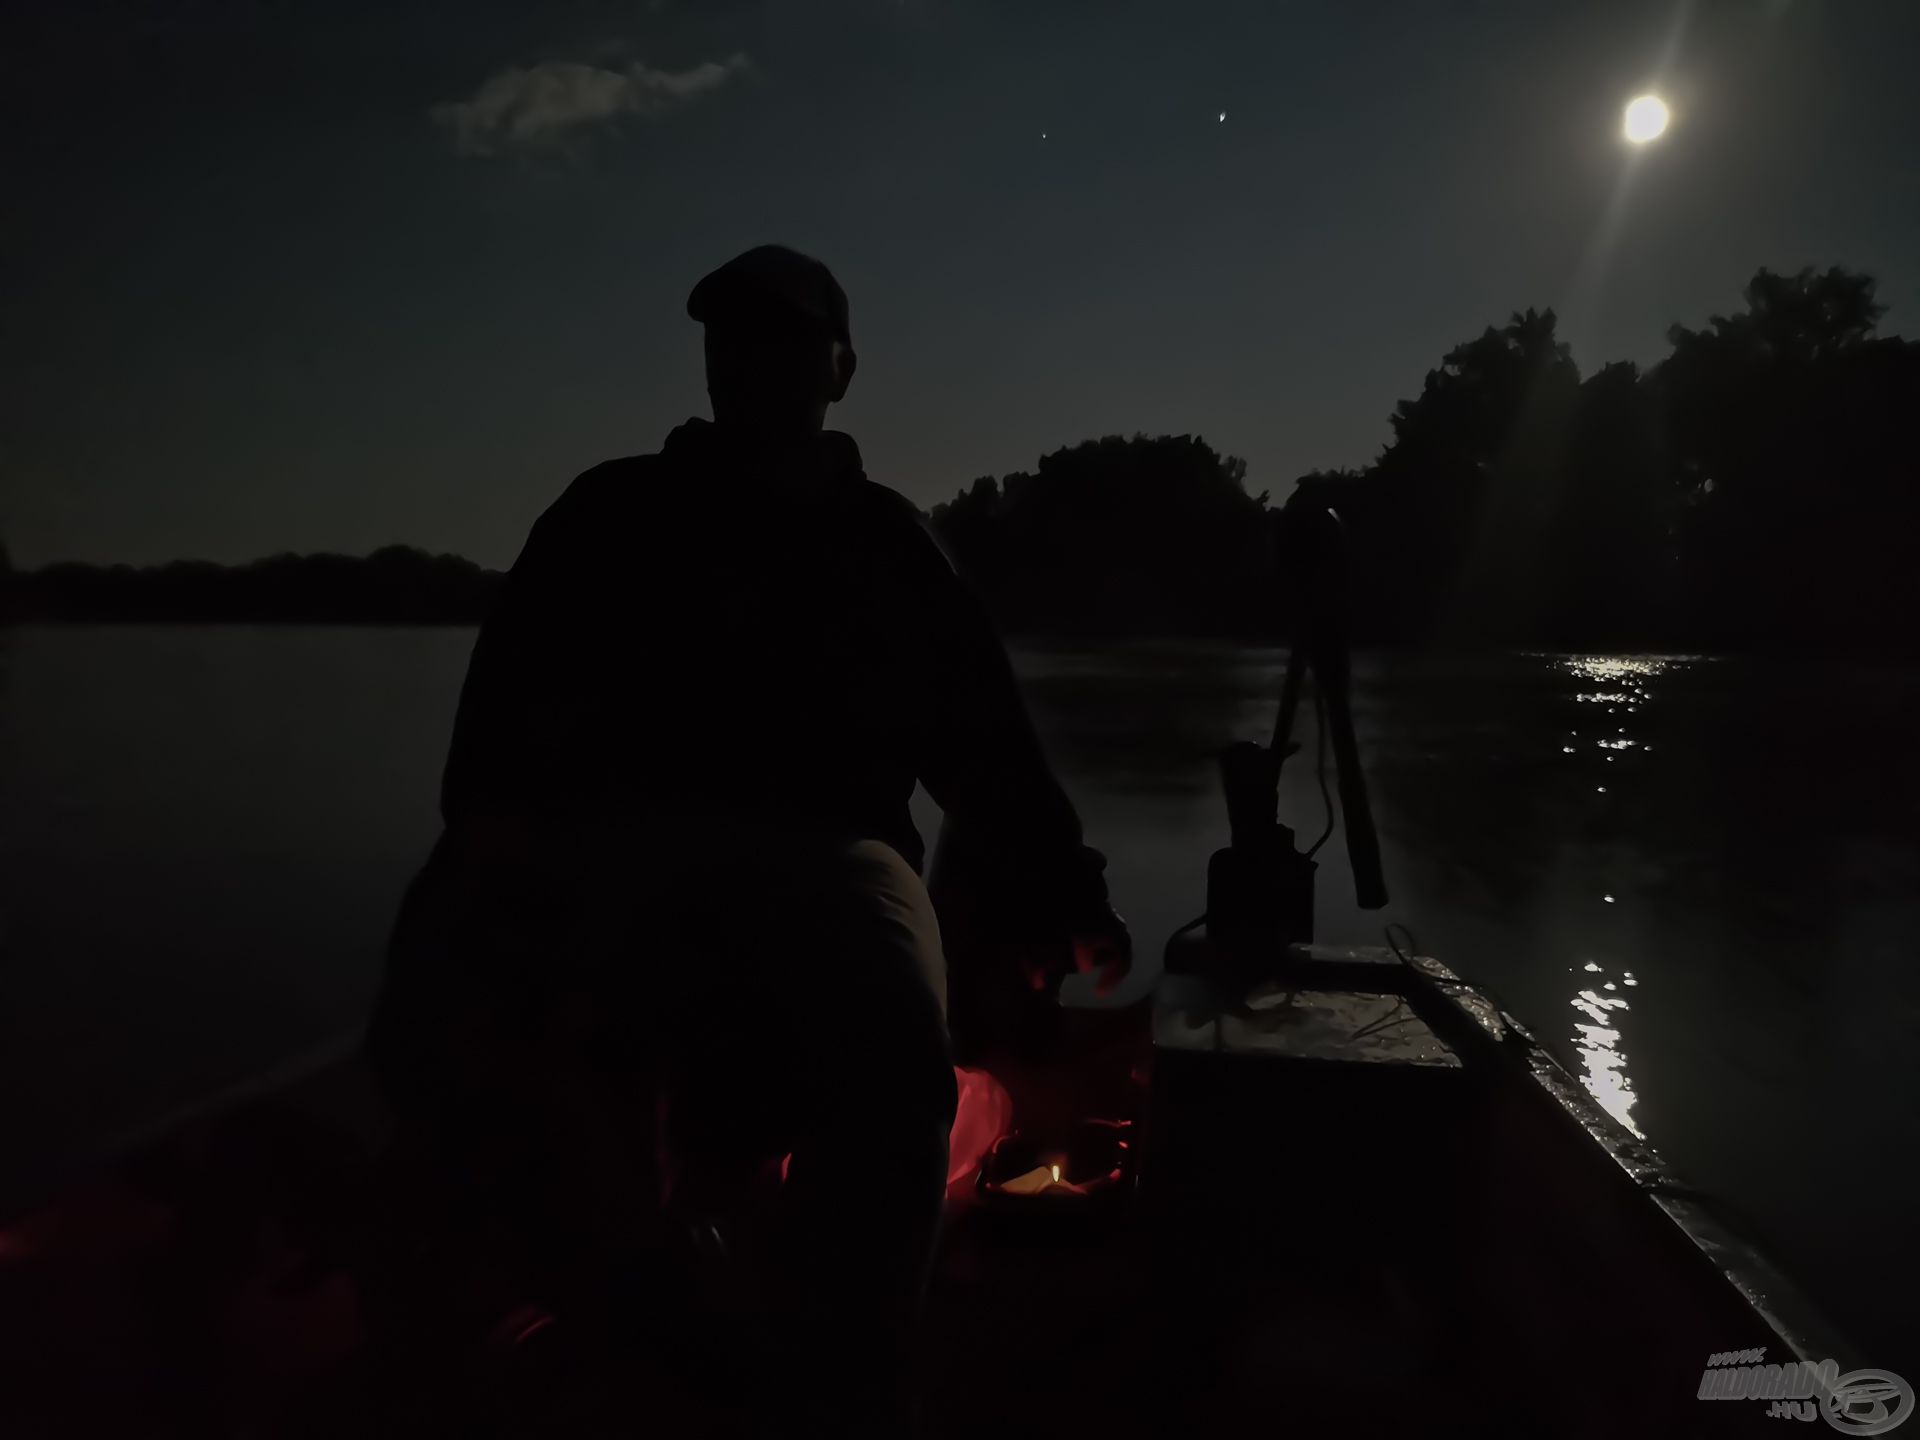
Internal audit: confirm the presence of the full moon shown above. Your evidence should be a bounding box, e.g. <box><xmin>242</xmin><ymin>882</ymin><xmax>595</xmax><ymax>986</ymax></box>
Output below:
<box><xmin>1623</xmin><ymin>94</ymin><xmax>1670</xmax><ymax>144</ymax></box>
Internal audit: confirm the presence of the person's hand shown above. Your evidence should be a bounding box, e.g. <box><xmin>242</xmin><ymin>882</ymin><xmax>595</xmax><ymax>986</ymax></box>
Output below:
<box><xmin>1013</xmin><ymin>922</ymin><xmax>1131</xmax><ymax>999</ymax></box>
<box><xmin>1002</xmin><ymin>908</ymin><xmax>1132</xmax><ymax>999</ymax></box>
<box><xmin>1071</xmin><ymin>914</ymin><xmax>1133</xmax><ymax>997</ymax></box>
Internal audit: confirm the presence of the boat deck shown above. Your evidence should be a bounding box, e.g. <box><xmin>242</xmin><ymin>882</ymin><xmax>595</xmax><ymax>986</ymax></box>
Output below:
<box><xmin>0</xmin><ymin>951</ymin><xmax>1837</xmax><ymax>1438</ymax></box>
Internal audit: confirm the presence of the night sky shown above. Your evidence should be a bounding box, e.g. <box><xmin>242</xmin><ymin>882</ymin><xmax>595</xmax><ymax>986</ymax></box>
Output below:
<box><xmin>8</xmin><ymin>0</ymin><xmax>1918</xmax><ymax>569</ymax></box>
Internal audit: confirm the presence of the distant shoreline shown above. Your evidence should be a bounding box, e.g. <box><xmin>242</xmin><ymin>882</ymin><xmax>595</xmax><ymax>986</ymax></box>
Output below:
<box><xmin>0</xmin><ymin>546</ymin><xmax>504</xmax><ymax>628</ymax></box>
<box><xmin>4</xmin><ymin>616</ymin><xmax>492</xmax><ymax>627</ymax></box>
<box><xmin>8</xmin><ymin>620</ymin><xmax>1902</xmax><ymax>663</ymax></box>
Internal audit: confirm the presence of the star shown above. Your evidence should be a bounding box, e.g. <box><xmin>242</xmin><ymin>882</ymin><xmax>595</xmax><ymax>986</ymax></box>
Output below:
<box><xmin>1218</xmin><ymin>111</ymin><xmax>1226</xmax><ymax>122</ymax></box>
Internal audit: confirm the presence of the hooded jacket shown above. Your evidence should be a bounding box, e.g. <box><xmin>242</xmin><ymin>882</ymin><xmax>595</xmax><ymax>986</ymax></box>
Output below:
<box><xmin>438</xmin><ymin>416</ymin><xmax>1114</xmax><ymax>943</ymax></box>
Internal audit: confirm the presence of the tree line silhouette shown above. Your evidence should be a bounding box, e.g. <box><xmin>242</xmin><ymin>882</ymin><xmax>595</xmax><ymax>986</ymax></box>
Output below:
<box><xmin>1300</xmin><ymin>265</ymin><xmax>1917</xmax><ymax>651</ymax></box>
<box><xmin>930</xmin><ymin>264</ymin><xmax>1916</xmax><ymax>652</ymax></box>
<box><xmin>0</xmin><ymin>546</ymin><xmax>500</xmax><ymax>624</ymax></box>
<box><xmin>927</xmin><ymin>433</ymin><xmax>1276</xmax><ymax>639</ymax></box>
<box><xmin>4</xmin><ymin>265</ymin><xmax>1912</xmax><ymax>651</ymax></box>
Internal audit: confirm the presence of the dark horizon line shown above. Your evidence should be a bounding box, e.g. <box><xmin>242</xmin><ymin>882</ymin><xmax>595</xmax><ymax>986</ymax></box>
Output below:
<box><xmin>6</xmin><ymin>544</ymin><xmax>505</xmax><ymax>580</ymax></box>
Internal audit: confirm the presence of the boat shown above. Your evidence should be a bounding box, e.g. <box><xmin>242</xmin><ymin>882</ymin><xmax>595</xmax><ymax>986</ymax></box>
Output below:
<box><xmin>0</xmin><ymin>496</ymin><xmax>1871</xmax><ymax>1437</ymax></box>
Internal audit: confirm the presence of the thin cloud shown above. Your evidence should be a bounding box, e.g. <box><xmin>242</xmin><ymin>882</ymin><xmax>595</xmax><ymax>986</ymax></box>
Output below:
<box><xmin>432</xmin><ymin>54</ymin><xmax>749</xmax><ymax>155</ymax></box>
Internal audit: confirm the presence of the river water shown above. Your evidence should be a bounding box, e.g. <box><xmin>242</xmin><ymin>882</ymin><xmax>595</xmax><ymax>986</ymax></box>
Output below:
<box><xmin>1</xmin><ymin>627</ymin><xmax>1913</xmax><ymax>1357</ymax></box>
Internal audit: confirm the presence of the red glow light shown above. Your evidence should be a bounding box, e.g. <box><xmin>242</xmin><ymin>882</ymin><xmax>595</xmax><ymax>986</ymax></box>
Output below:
<box><xmin>487</xmin><ymin>1305</ymin><xmax>559</xmax><ymax>1351</ymax></box>
<box><xmin>513</xmin><ymin>1313</ymin><xmax>558</xmax><ymax>1347</ymax></box>
<box><xmin>947</xmin><ymin>1067</ymin><xmax>1014</xmax><ymax>1187</ymax></box>
<box><xmin>775</xmin><ymin>1066</ymin><xmax>1011</xmax><ymax>1191</ymax></box>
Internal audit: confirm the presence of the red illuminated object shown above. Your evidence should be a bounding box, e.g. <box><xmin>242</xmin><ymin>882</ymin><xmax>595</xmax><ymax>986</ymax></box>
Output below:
<box><xmin>777</xmin><ymin>1065</ymin><xmax>1014</xmax><ymax>1192</ymax></box>
<box><xmin>947</xmin><ymin>1066</ymin><xmax>1015</xmax><ymax>1187</ymax></box>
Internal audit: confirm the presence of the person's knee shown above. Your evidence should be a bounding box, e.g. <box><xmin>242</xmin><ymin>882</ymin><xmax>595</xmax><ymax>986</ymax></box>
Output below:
<box><xmin>713</xmin><ymin>835</ymin><xmax>956</xmax><ymax>1151</ymax></box>
<box><xmin>815</xmin><ymin>994</ymin><xmax>957</xmax><ymax>1136</ymax></box>
<box><xmin>794</xmin><ymin>953</ymin><xmax>956</xmax><ymax>1150</ymax></box>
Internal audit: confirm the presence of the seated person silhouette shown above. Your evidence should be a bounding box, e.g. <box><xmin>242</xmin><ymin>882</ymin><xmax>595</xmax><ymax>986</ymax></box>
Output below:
<box><xmin>367</xmin><ymin>244</ymin><xmax>1131</xmax><ymax>1435</ymax></box>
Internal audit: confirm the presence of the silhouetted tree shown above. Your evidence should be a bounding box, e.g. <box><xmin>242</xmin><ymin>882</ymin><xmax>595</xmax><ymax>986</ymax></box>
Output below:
<box><xmin>1542</xmin><ymin>360</ymin><xmax>1677</xmax><ymax>646</ymax></box>
<box><xmin>1652</xmin><ymin>266</ymin><xmax>1919</xmax><ymax>649</ymax></box>
<box><xmin>1305</xmin><ymin>272</ymin><xmax>1912</xmax><ymax>652</ymax></box>
<box><xmin>1311</xmin><ymin>308</ymin><xmax>1583</xmax><ymax>644</ymax></box>
<box><xmin>929</xmin><ymin>433</ymin><xmax>1272</xmax><ymax>637</ymax></box>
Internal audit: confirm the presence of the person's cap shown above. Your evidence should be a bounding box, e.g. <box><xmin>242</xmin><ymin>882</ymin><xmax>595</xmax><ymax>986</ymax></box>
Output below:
<box><xmin>687</xmin><ymin>245</ymin><xmax>851</xmax><ymax>345</ymax></box>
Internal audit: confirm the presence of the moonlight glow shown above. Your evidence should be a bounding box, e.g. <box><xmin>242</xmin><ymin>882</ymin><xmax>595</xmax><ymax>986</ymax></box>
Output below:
<box><xmin>1623</xmin><ymin>95</ymin><xmax>1670</xmax><ymax>144</ymax></box>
